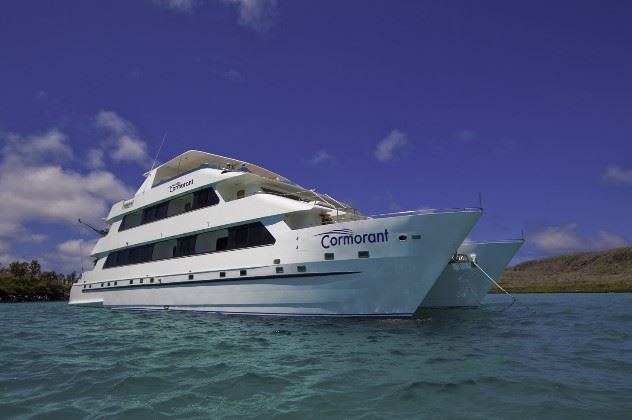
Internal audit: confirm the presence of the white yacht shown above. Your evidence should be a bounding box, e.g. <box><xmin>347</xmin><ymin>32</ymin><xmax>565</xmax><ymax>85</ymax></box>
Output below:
<box><xmin>69</xmin><ymin>150</ymin><xmax>481</xmax><ymax>317</ymax></box>
<box><xmin>420</xmin><ymin>240</ymin><xmax>523</xmax><ymax>308</ymax></box>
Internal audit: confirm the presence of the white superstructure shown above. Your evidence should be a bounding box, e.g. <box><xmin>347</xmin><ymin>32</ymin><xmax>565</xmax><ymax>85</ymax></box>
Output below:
<box><xmin>69</xmin><ymin>150</ymin><xmax>481</xmax><ymax>317</ymax></box>
<box><xmin>420</xmin><ymin>240</ymin><xmax>524</xmax><ymax>308</ymax></box>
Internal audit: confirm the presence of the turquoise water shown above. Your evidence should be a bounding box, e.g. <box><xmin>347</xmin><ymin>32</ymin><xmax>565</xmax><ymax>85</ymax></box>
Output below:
<box><xmin>1</xmin><ymin>294</ymin><xmax>631</xmax><ymax>419</ymax></box>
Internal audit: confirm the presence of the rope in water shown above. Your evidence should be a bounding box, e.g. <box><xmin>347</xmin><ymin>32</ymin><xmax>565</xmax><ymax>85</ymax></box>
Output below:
<box><xmin>471</xmin><ymin>260</ymin><xmax>535</xmax><ymax>313</ymax></box>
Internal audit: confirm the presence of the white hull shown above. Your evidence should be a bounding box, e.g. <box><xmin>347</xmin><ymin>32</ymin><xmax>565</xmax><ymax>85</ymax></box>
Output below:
<box><xmin>70</xmin><ymin>210</ymin><xmax>481</xmax><ymax>317</ymax></box>
<box><xmin>419</xmin><ymin>240</ymin><xmax>523</xmax><ymax>309</ymax></box>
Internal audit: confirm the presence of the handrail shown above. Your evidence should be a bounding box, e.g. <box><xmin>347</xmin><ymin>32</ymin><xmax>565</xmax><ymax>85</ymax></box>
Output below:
<box><xmin>368</xmin><ymin>207</ymin><xmax>482</xmax><ymax>219</ymax></box>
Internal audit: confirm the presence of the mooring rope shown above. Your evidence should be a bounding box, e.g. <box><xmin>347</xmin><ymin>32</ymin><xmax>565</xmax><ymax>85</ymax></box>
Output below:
<box><xmin>471</xmin><ymin>260</ymin><xmax>535</xmax><ymax>313</ymax></box>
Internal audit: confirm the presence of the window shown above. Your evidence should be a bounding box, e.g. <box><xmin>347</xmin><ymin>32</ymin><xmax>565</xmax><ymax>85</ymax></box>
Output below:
<box><xmin>240</xmin><ymin>269</ymin><xmax>247</xmax><ymax>276</ymax></box>
<box><xmin>297</xmin><ymin>265</ymin><xmax>307</xmax><ymax>273</ymax></box>
<box><xmin>114</xmin><ymin>281</ymin><xmax>117</xmax><ymax>286</ymax></box>
<box><xmin>276</xmin><ymin>267</ymin><xmax>284</xmax><ymax>274</ymax></box>
<box><xmin>193</xmin><ymin>187</ymin><xmax>219</xmax><ymax>209</ymax></box>
<box><xmin>128</xmin><ymin>244</ymin><xmax>154</xmax><ymax>264</ymax></box>
<box><xmin>188</xmin><ymin>274</ymin><xmax>194</xmax><ymax>280</ymax></box>
<box><xmin>150</xmin><ymin>278</ymin><xmax>154</xmax><ymax>283</ymax></box>
<box><xmin>119</xmin><ymin>187</ymin><xmax>219</xmax><ymax>232</ymax></box>
<box><xmin>324</xmin><ymin>253</ymin><xmax>334</xmax><ymax>260</ymax></box>
<box><xmin>219</xmin><ymin>271</ymin><xmax>226</xmax><ymax>278</ymax></box>
<box><xmin>130</xmin><ymin>280</ymin><xmax>133</xmax><ymax>285</ymax></box>
<box><xmin>103</xmin><ymin>222</ymin><xmax>275</xmax><ymax>269</ymax></box>
<box><xmin>412</xmin><ymin>234</ymin><xmax>421</xmax><ymax>240</ymax></box>
<box><xmin>141</xmin><ymin>201</ymin><xmax>169</xmax><ymax>224</ymax></box>
<box><xmin>273</xmin><ymin>259</ymin><xmax>280</xmax><ymax>264</ymax></box>
<box><xmin>175</xmin><ymin>235</ymin><xmax>197</xmax><ymax>257</ymax></box>
<box><xmin>358</xmin><ymin>251</ymin><xmax>370</xmax><ymax>258</ymax></box>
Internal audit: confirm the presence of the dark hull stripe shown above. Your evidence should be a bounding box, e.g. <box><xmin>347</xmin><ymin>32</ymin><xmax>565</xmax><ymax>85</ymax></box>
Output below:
<box><xmin>108</xmin><ymin>307</ymin><xmax>414</xmax><ymax>318</ymax></box>
<box><xmin>81</xmin><ymin>271</ymin><xmax>360</xmax><ymax>293</ymax></box>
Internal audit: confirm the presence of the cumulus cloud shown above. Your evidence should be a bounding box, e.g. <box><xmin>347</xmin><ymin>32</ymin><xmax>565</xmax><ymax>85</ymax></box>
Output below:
<box><xmin>592</xmin><ymin>230</ymin><xmax>627</xmax><ymax>250</ymax></box>
<box><xmin>375</xmin><ymin>129</ymin><xmax>408</xmax><ymax>162</ymax></box>
<box><xmin>529</xmin><ymin>224</ymin><xmax>627</xmax><ymax>254</ymax></box>
<box><xmin>0</xmin><ymin>128</ymin><xmax>134</xmax><ymax>270</ymax></box>
<box><xmin>309</xmin><ymin>150</ymin><xmax>333</xmax><ymax>165</ymax></box>
<box><xmin>96</xmin><ymin>110</ymin><xmax>152</xmax><ymax>167</ymax></box>
<box><xmin>529</xmin><ymin>224</ymin><xmax>583</xmax><ymax>253</ymax></box>
<box><xmin>86</xmin><ymin>149</ymin><xmax>105</xmax><ymax>169</ymax></box>
<box><xmin>222</xmin><ymin>0</ymin><xmax>278</xmax><ymax>33</ymax></box>
<box><xmin>2</xmin><ymin>129</ymin><xmax>73</xmax><ymax>166</ymax></box>
<box><xmin>152</xmin><ymin>0</ymin><xmax>198</xmax><ymax>13</ymax></box>
<box><xmin>603</xmin><ymin>165</ymin><xmax>632</xmax><ymax>186</ymax></box>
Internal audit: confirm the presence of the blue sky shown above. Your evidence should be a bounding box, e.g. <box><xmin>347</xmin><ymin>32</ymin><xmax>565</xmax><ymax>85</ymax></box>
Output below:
<box><xmin>1</xmin><ymin>0</ymin><xmax>631</xmax><ymax>271</ymax></box>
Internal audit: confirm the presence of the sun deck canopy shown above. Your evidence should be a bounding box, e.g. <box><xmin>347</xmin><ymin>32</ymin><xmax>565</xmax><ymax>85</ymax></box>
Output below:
<box><xmin>147</xmin><ymin>150</ymin><xmax>299</xmax><ymax>188</ymax></box>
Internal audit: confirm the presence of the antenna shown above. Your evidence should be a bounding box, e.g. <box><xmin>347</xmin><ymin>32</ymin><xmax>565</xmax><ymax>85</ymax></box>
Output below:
<box><xmin>150</xmin><ymin>132</ymin><xmax>168</xmax><ymax>172</ymax></box>
<box><xmin>478</xmin><ymin>192</ymin><xmax>483</xmax><ymax>210</ymax></box>
<box><xmin>79</xmin><ymin>239</ymin><xmax>85</xmax><ymax>274</ymax></box>
<box><xmin>77</xmin><ymin>219</ymin><xmax>109</xmax><ymax>236</ymax></box>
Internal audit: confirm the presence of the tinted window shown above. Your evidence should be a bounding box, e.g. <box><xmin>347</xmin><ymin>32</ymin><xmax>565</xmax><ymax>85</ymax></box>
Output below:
<box><xmin>193</xmin><ymin>187</ymin><xmax>219</xmax><ymax>209</ymax></box>
<box><xmin>175</xmin><ymin>235</ymin><xmax>197</xmax><ymax>257</ymax></box>
<box><xmin>103</xmin><ymin>222</ymin><xmax>274</xmax><ymax>268</ymax></box>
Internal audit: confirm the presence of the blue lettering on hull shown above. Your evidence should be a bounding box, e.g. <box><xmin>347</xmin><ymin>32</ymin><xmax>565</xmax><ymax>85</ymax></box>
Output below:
<box><xmin>315</xmin><ymin>228</ymin><xmax>389</xmax><ymax>249</ymax></box>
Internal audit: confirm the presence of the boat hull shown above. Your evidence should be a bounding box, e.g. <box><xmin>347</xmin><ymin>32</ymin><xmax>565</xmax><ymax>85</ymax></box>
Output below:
<box><xmin>70</xmin><ymin>210</ymin><xmax>481</xmax><ymax>317</ymax></box>
<box><xmin>419</xmin><ymin>240</ymin><xmax>523</xmax><ymax>309</ymax></box>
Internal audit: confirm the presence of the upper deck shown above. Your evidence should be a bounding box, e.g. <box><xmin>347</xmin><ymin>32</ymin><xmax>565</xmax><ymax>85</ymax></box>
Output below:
<box><xmin>106</xmin><ymin>150</ymin><xmax>358</xmax><ymax>223</ymax></box>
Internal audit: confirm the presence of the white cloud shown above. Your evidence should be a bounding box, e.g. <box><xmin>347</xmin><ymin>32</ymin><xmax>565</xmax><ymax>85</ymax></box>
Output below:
<box><xmin>51</xmin><ymin>238</ymin><xmax>98</xmax><ymax>273</ymax></box>
<box><xmin>593</xmin><ymin>230</ymin><xmax>627</xmax><ymax>250</ymax></box>
<box><xmin>0</xmin><ymin>128</ymin><xmax>134</xmax><ymax>270</ymax></box>
<box><xmin>309</xmin><ymin>150</ymin><xmax>333</xmax><ymax>165</ymax></box>
<box><xmin>603</xmin><ymin>165</ymin><xmax>632</xmax><ymax>186</ymax></box>
<box><xmin>375</xmin><ymin>129</ymin><xmax>408</xmax><ymax>162</ymax></box>
<box><xmin>152</xmin><ymin>0</ymin><xmax>198</xmax><ymax>13</ymax></box>
<box><xmin>2</xmin><ymin>129</ymin><xmax>73</xmax><ymax>166</ymax></box>
<box><xmin>86</xmin><ymin>149</ymin><xmax>105</xmax><ymax>169</ymax></box>
<box><xmin>529</xmin><ymin>224</ymin><xmax>627</xmax><ymax>254</ymax></box>
<box><xmin>222</xmin><ymin>0</ymin><xmax>278</xmax><ymax>33</ymax></box>
<box><xmin>529</xmin><ymin>224</ymin><xmax>583</xmax><ymax>253</ymax></box>
<box><xmin>96</xmin><ymin>110</ymin><xmax>152</xmax><ymax>167</ymax></box>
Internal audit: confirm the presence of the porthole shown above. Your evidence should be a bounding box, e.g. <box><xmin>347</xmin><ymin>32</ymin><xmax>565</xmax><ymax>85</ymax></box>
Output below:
<box><xmin>398</xmin><ymin>235</ymin><xmax>408</xmax><ymax>241</ymax></box>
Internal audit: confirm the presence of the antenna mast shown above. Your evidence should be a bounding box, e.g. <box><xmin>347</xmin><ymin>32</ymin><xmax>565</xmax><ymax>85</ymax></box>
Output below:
<box><xmin>151</xmin><ymin>132</ymin><xmax>168</xmax><ymax>172</ymax></box>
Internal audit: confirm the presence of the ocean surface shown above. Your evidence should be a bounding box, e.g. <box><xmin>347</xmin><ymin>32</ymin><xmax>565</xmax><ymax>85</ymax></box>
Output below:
<box><xmin>1</xmin><ymin>294</ymin><xmax>631</xmax><ymax>419</ymax></box>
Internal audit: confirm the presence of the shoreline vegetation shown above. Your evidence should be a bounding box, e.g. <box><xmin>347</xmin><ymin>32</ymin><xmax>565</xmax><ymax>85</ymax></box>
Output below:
<box><xmin>495</xmin><ymin>246</ymin><xmax>632</xmax><ymax>293</ymax></box>
<box><xmin>1</xmin><ymin>247</ymin><xmax>631</xmax><ymax>303</ymax></box>
<box><xmin>0</xmin><ymin>261</ymin><xmax>73</xmax><ymax>303</ymax></box>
